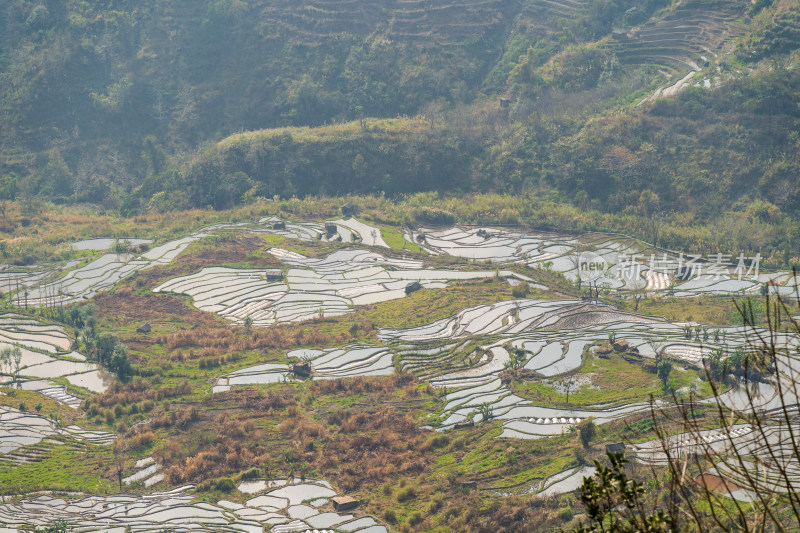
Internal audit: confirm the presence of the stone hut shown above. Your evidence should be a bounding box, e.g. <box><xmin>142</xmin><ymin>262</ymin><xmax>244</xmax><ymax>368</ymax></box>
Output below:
<box><xmin>332</xmin><ymin>496</ymin><xmax>359</xmax><ymax>512</ymax></box>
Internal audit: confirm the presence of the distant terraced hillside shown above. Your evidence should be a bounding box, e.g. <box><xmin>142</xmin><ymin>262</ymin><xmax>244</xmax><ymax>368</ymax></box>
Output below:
<box><xmin>608</xmin><ymin>0</ymin><xmax>749</xmax><ymax>72</ymax></box>
<box><xmin>258</xmin><ymin>0</ymin><xmax>513</xmax><ymax>45</ymax></box>
<box><xmin>4</xmin><ymin>0</ymin><xmax>800</xmax><ymax>212</ymax></box>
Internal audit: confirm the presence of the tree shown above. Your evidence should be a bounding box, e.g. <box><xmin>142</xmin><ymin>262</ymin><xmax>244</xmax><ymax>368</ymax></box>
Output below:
<box><xmin>243</xmin><ymin>315</ymin><xmax>253</xmax><ymax>332</ymax></box>
<box><xmin>578</xmin><ymin>418</ymin><xmax>596</xmax><ymax>448</ymax></box>
<box><xmin>352</xmin><ymin>154</ymin><xmax>367</xmax><ymax>179</ymax></box>
<box><xmin>656</xmin><ymin>358</ymin><xmax>672</xmax><ymax>390</ymax></box>
<box><xmin>477</xmin><ymin>402</ymin><xmax>494</xmax><ymax>423</ymax></box>
<box><xmin>572</xmin><ymin>452</ymin><xmax>673</xmax><ymax>533</ymax></box>
<box><xmin>638</xmin><ymin>190</ymin><xmax>660</xmax><ymax>220</ymax></box>
<box><xmin>583</xmin><ymin>287</ymin><xmax>800</xmax><ymax>532</ymax></box>
<box><xmin>504</xmin><ymin>347</ymin><xmax>527</xmax><ymax>371</ymax></box>
<box><xmin>109</xmin><ymin>343</ymin><xmax>132</xmax><ymax>381</ymax></box>
<box><xmin>10</xmin><ymin>346</ymin><xmax>22</xmax><ymax>384</ymax></box>
<box><xmin>0</xmin><ymin>174</ymin><xmax>17</xmax><ymax>220</ymax></box>
<box><xmin>562</xmin><ymin>375</ymin><xmax>579</xmax><ymax>404</ymax></box>
<box><xmin>95</xmin><ymin>332</ymin><xmax>119</xmax><ymax>364</ymax></box>
<box><xmin>0</xmin><ymin>347</ymin><xmax>12</xmax><ymax>379</ymax></box>
<box><xmin>113</xmin><ymin>440</ymin><xmax>127</xmax><ymax>491</ymax></box>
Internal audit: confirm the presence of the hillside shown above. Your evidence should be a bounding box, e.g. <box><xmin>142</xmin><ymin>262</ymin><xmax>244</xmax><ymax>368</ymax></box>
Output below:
<box><xmin>2</xmin><ymin>0</ymin><xmax>800</xmax><ymax>230</ymax></box>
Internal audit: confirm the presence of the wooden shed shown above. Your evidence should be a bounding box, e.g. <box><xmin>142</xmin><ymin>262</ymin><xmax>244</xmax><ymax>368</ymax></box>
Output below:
<box><xmin>341</xmin><ymin>202</ymin><xmax>356</xmax><ymax>216</ymax></box>
<box><xmin>454</xmin><ymin>419</ymin><xmax>475</xmax><ymax>430</ymax></box>
<box><xmin>265</xmin><ymin>269</ymin><xmax>283</xmax><ymax>281</ymax></box>
<box><xmin>272</xmin><ymin>221</ymin><xmax>286</xmax><ymax>230</ymax></box>
<box><xmin>324</xmin><ymin>222</ymin><xmax>337</xmax><ymax>234</ymax></box>
<box><xmin>332</xmin><ymin>496</ymin><xmax>359</xmax><ymax>512</ymax></box>
<box><xmin>136</xmin><ymin>323</ymin><xmax>151</xmax><ymax>334</ymax></box>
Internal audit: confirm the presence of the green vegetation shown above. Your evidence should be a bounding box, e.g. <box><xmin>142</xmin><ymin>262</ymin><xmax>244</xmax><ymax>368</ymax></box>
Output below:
<box><xmin>511</xmin><ymin>351</ymin><xmax>713</xmax><ymax>409</ymax></box>
<box><xmin>0</xmin><ymin>0</ymin><xmax>798</xmax><ymax>268</ymax></box>
<box><xmin>3</xmin><ymin>2</ymin><xmax>800</xmax><ymax>530</ymax></box>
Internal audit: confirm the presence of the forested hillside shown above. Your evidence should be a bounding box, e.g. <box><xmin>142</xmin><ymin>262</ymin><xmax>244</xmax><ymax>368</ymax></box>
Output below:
<box><xmin>2</xmin><ymin>0</ymin><xmax>800</xmax><ymax>231</ymax></box>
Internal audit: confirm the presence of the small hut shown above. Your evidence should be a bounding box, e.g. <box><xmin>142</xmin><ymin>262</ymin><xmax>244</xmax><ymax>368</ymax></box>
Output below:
<box><xmin>405</xmin><ymin>281</ymin><xmax>422</xmax><ymax>295</ymax></box>
<box><xmin>136</xmin><ymin>323</ymin><xmax>151</xmax><ymax>334</ymax></box>
<box><xmin>416</xmin><ymin>233</ymin><xmax>427</xmax><ymax>243</ymax></box>
<box><xmin>454</xmin><ymin>419</ymin><xmax>475</xmax><ymax>430</ymax></box>
<box><xmin>272</xmin><ymin>221</ymin><xmax>286</xmax><ymax>230</ymax></box>
<box><xmin>292</xmin><ymin>361</ymin><xmax>311</xmax><ymax>377</ymax></box>
<box><xmin>265</xmin><ymin>269</ymin><xmax>283</xmax><ymax>281</ymax></box>
<box><xmin>612</xmin><ymin>339</ymin><xmax>630</xmax><ymax>352</ymax></box>
<box><xmin>460</xmin><ymin>481</ymin><xmax>478</xmax><ymax>490</ymax></box>
<box><xmin>341</xmin><ymin>202</ymin><xmax>356</xmax><ymax>216</ymax></box>
<box><xmin>499</xmin><ymin>97</ymin><xmax>511</xmax><ymax>109</ymax></box>
<box><xmin>606</xmin><ymin>442</ymin><xmax>626</xmax><ymax>455</ymax></box>
<box><xmin>324</xmin><ymin>222</ymin><xmax>337</xmax><ymax>234</ymax></box>
<box><xmin>332</xmin><ymin>496</ymin><xmax>359</xmax><ymax>512</ymax></box>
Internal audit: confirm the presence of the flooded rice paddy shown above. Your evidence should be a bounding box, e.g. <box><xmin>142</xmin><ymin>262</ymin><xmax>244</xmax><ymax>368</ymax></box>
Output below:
<box><xmin>0</xmin><ymin>479</ymin><xmax>386</xmax><ymax>533</ymax></box>
<box><xmin>155</xmin><ymin>248</ymin><xmax>531</xmax><ymax>326</ymax></box>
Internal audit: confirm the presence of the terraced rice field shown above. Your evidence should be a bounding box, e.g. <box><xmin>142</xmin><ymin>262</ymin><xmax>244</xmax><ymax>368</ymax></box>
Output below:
<box><xmin>407</xmin><ymin>225</ymin><xmax>798</xmax><ymax>297</ymax></box>
<box><xmin>632</xmin><ymin>422</ymin><xmax>800</xmax><ymax>498</ymax></box>
<box><xmin>382</xmin><ymin>299</ymin><xmax>799</xmax><ymax>438</ymax></box>
<box><xmin>0</xmin><ymin>314</ymin><xmax>110</xmax><ymax>396</ymax></box>
<box><xmin>608</xmin><ymin>0</ymin><xmax>748</xmax><ymax>74</ymax></box>
<box><xmin>214</xmin><ymin>344</ymin><xmax>393</xmax><ymax>393</ymax></box>
<box><xmin>258</xmin><ymin>0</ymin><xmax>509</xmax><ymax>46</ymax></box>
<box><xmin>214</xmin><ymin>295</ymin><xmax>798</xmax><ymax>446</ymax></box>
<box><xmin>8</xmin><ymin>218</ymin><xmax>795</xmax><ymax>312</ymax></box>
<box><xmin>6</xmin><ymin>214</ymin><xmax>800</xmax><ymax>512</ymax></box>
<box><xmin>155</xmin><ymin>248</ymin><xmax>530</xmax><ymax>326</ymax></box>
<box><xmin>6</xmin><ymin>216</ymin><xmax>391</xmax><ymax>309</ymax></box>
<box><xmin>0</xmin><ymin>479</ymin><xmax>386</xmax><ymax>533</ymax></box>
<box><xmin>0</xmin><ymin>406</ymin><xmax>114</xmax><ymax>465</ymax></box>
<box><xmin>122</xmin><ymin>456</ymin><xmax>164</xmax><ymax>488</ymax></box>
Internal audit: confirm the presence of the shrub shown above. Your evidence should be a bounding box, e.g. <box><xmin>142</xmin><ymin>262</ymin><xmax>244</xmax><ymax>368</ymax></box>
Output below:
<box><xmin>511</xmin><ymin>281</ymin><xmax>529</xmax><ymax>298</ymax></box>
<box><xmin>413</xmin><ymin>207</ymin><xmax>455</xmax><ymax>226</ymax></box>
<box><xmin>384</xmin><ymin>509</ymin><xmax>397</xmax><ymax>524</ymax></box>
<box><xmin>214</xmin><ymin>477</ymin><xmax>236</xmax><ymax>492</ymax></box>
<box><xmin>578</xmin><ymin>418</ymin><xmax>596</xmax><ymax>448</ymax></box>
<box><xmin>397</xmin><ymin>487</ymin><xmax>417</xmax><ymax>502</ymax></box>
<box><xmin>240</xmin><ymin>467</ymin><xmax>262</xmax><ymax>480</ymax></box>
